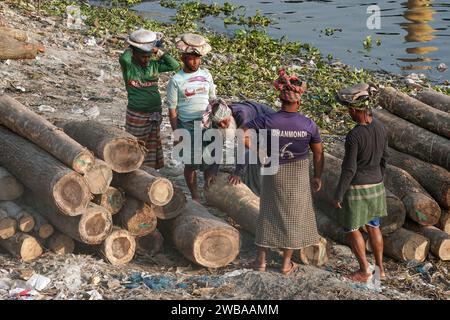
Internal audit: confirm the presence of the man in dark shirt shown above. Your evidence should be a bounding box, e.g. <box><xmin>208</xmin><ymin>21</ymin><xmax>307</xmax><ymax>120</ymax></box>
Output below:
<box><xmin>334</xmin><ymin>83</ymin><xmax>388</xmax><ymax>283</ymax></box>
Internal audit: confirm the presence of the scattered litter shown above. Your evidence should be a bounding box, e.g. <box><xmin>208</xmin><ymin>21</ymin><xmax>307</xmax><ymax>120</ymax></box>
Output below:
<box><xmin>96</xmin><ymin>70</ymin><xmax>106</xmax><ymax>82</ymax></box>
<box><xmin>84</xmin><ymin>106</ymin><xmax>100</xmax><ymax>119</ymax></box>
<box><xmin>437</xmin><ymin>63</ymin><xmax>448</xmax><ymax>72</ymax></box>
<box><xmin>66</xmin><ymin>5</ymin><xmax>84</xmax><ymax>30</ymax></box>
<box><xmin>26</xmin><ymin>274</ymin><xmax>51</xmax><ymax>291</ymax></box>
<box><xmin>0</xmin><ymin>278</ymin><xmax>12</xmax><ymax>290</ymax></box>
<box><xmin>8</xmin><ymin>288</ymin><xmax>39</xmax><ymax>300</ymax></box>
<box><xmin>222</xmin><ymin>269</ymin><xmax>251</xmax><ymax>278</ymax></box>
<box><xmin>71</xmin><ymin>107</ymin><xmax>84</xmax><ymax>114</ymax></box>
<box><xmin>38</xmin><ymin>105</ymin><xmax>55</xmax><ymax>113</ymax></box>
<box><xmin>84</xmin><ymin>37</ymin><xmax>97</xmax><ymax>47</ymax></box>
<box><xmin>87</xmin><ymin>289</ymin><xmax>103</xmax><ymax>300</ymax></box>
<box><xmin>62</xmin><ymin>265</ymin><xmax>82</xmax><ymax>292</ymax></box>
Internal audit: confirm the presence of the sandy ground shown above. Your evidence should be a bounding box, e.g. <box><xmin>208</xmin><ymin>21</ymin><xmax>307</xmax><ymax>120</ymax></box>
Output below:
<box><xmin>0</xmin><ymin>2</ymin><xmax>449</xmax><ymax>300</ymax></box>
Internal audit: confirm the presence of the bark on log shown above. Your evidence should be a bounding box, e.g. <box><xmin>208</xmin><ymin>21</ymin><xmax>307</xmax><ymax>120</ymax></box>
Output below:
<box><xmin>0</xmin><ymin>34</ymin><xmax>44</xmax><ymax>60</ymax></box>
<box><xmin>46</xmin><ymin>231</ymin><xmax>75</xmax><ymax>255</ymax></box>
<box><xmin>84</xmin><ymin>159</ymin><xmax>113</xmax><ymax>195</ymax></box>
<box><xmin>0</xmin><ymin>96</ymin><xmax>94</xmax><ymax>174</ymax></box>
<box><xmin>382</xmin><ymin>228</ymin><xmax>430</xmax><ymax>262</ymax></box>
<box><xmin>437</xmin><ymin>210</ymin><xmax>450</xmax><ymax>234</ymax></box>
<box><xmin>327</xmin><ymin>144</ymin><xmax>441</xmax><ymax>226</ymax></box>
<box><xmin>0</xmin><ymin>208</ymin><xmax>17</xmax><ymax>240</ymax></box>
<box><xmin>0</xmin><ymin>201</ymin><xmax>35</xmax><ymax>233</ymax></box>
<box><xmin>23</xmin><ymin>193</ymin><xmax>112</xmax><ymax>245</ymax></box>
<box><xmin>416</xmin><ymin>89</ymin><xmax>450</xmax><ymax>113</ymax></box>
<box><xmin>404</xmin><ymin>221</ymin><xmax>450</xmax><ymax>261</ymax></box>
<box><xmin>0</xmin><ymin>27</ymin><xmax>28</xmax><ymax>42</ymax></box>
<box><xmin>114</xmin><ymin>196</ymin><xmax>157</xmax><ymax>237</ymax></box>
<box><xmin>0</xmin><ymin>166</ymin><xmax>23</xmax><ymax>201</ymax></box>
<box><xmin>93</xmin><ymin>187</ymin><xmax>124</xmax><ymax>215</ymax></box>
<box><xmin>378</xmin><ymin>87</ymin><xmax>450</xmax><ymax>138</ymax></box>
<box><xmin>0</xmin><ymin>126</ymin><xmax>91</xmax><ymax>216</ymax></box>
<box><xmin>136</xmin><ymin>229</ymin><xmax>164</xmax><ymax>256</ymax></box>
<box><xmin>165</xmin><ymin>200</ymin><xmax>240</xmax><ymax>268</ymax></box>
<box><xmin>312</xmin><ymin>153</ymin><xmax>407</xmax><ymax>233</ymax></box>
<box><xmin>315</xmin><ymin>206</ymin><xmax>352</xmax><ymax>246</ymax></box>
<box><xmin>372</xmin><ymin>109</ymin><xmax>450</xmax><ymax>171</ymax></box>
<box><xmin>55</xmin><ymin>120</ymin><xmax>145</xmax><ymax>173</ymax></box>
<box><xmin>0</xmin><ymin>232</ymin><xmax>43</xmax><ymax>262</ymax></box>
<box><xmin>113</xmin><ymin>169</ymin><xmax>173</xmax><ymax>206</ymax></box>
<box><xmin>386</xmin><ymin>147</ymin><xmax>450</xmax><ymax>209</ymax></box>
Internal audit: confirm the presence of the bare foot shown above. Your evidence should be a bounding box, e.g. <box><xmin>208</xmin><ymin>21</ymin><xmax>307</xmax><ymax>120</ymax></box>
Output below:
<box><xmin>280</xmin><ymin>261</ymin><xmax>299</xmax><ymax>276</ymax></box>
<box><xmin>347</xmin><ymin>270</ymin><xmax>372</xmax><ymax>283</ymax></box>
<box><xmin>245</xmin><ymin>260</ymin><xmax>266</xmax><ymax>272</ymax></box>
<box><xmin>192</xmin><ymin>197</ymin><xmax>201</xmax><ymax>204</ymax></box>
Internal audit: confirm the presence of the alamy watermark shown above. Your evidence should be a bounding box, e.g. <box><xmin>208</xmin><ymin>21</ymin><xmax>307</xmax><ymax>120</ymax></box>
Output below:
<box><xmin>367</xmin><ymin>5</ymin><xmax>381</xmax><ymax>30</ymax></box>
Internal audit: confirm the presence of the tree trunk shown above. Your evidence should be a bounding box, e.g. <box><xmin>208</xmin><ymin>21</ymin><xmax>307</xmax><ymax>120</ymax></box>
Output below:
<box><xmin>382</xmin><ymin>228</ymin><xmax>430</xmax><ymax>262</ymax></box>
<box><xmin>0</xmin><ymin>232</ymin><xmax>43</xmax><ymax>262</ymax></box>
<box><xmin>23</xmin><ymin>192</ymin><xmax>112</xmax><ymax>245</ymax></box>
<box><xmin>0</xmin><ymin>96</ymin><xmax>94</xmax><ymax>174</ymax></box>
<box><xmin>112</xmin><ymin>169</ymin><xmax>173</xmax><ymax>206</ymax></box>
<box><xmin>404</xmin><ymin>221</ymin><xmax>450</xmax><ymax>261</ymax></box>
<box><xmin>372</xmin><ymin>109</ymin><xmax>450</xmax><ymax>171</ymax></box>
<box><xmin>84</xmin><ymin>159</ymin><xmax>113</xmax><ymax>195</ymax></box>
<box><xmin>327</xmin><ymin>144</ymin><xmax>441</xmax><ymax>226</ymax></box>
<box><xmin>17</xmin><ymin>204</ymin><xmax>54</xmax><ymax>239</ymax></box>
<box><xmin>0</xmin><ymin>127</ymin><xmax>91</xmax><ymax>216</ymax></box>
<box><xmin>437</xmin><ymin>210</ymin><xmax>450</xmax><ymax>234</ymax></box>
<box><xmin>0</xmin><ymin>27</ymin><xmax>28</xmax><ymax>42</ymax></box>
<box><xmin>0</xmin><ymin>34</ymin><xmax>44</xmax><ymax>60</ymax></box>
<box><xmin>0</xmin><ymin>167</ymin><xmax>23</xmax><ymax>201</ymax></box>
<box><xmin>136</xmin><ymin>229</ymin><xmax>164</xmax><ymax>256</ymax></box>
<box><xmin>204</xmin><ymin>173</ymin><xmax>259</xmax><ymax>233</ymax></box>
<box><xmin>386</xmin><ymin>148</ymin><xmax>450</xmax><ymax>209</ymax></box>
<box><xmin>298</xmin><ymin>236</ymin><xmax>330</xmax><ymax>267</ymax></box>
<box><xmin>46</xmin><ymin>231</ymin><xmax>75</xmax><ymax>255</ymax></box>
<box><xmin>378</xmin><ymin>87</ymin><xmax>450</xmax><ymax>138</ymax></box>
<box><xmin>312</xmin><ymin>153</ymin><xmax>407</xmax><ymax>233</ymax></box>
<box><xmin>93</xmin><ymin>187</ymin><xmax>124</xmax><ymax>215</ymax></box>
<box><xmin>98</xmin><ymin>227</ymin><xmax>136</xmax><ymax>265</ymax></box>
<box><xmin>416</xmin><ymin>89</ymin><xmax>450</xmax><ymax>113</ymax></box>
<box><xmin>0</xmin><ymin>201</ymin><xmax>35</xmax><ymax>233</ymax></box>
<box><xmin>165</xmin><ymin>200</ymin><xmax>240</xmax><ymax>268</ymax></box>
<box><xmin>55</xmin><ymin>120</ymin><xmax>145</xmax><ymax>173</ymax></box>
<box><xmin>0</xmin><ymin>208</ymin><xmax>17</xmax><ymax>240</ymax></box>
<box><xmin>114</xmin><ymin>196</ymin><xmax>157</xmax><ymax>237</ymax></box>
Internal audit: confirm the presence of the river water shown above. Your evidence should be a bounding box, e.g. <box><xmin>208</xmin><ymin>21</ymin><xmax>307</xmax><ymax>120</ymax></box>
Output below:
<box><xmin>102</xmin><ymin>0</ymin><xmax>450</xmax><ymax>80</ymax></box>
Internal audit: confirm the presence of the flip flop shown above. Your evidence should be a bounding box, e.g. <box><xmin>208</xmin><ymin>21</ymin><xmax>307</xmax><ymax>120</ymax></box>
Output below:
<box><xmin>280</xmin><ymin>261</ymin><xmax>299</xmax><ymax>276</ymax></box>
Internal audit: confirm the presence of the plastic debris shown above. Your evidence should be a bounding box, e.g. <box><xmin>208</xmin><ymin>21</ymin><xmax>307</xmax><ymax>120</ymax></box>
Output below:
<box><xmin>26</xmin><ymin>274</ymin><xmax>51</xmax><ymax>291</ymax></box>
<box><xmin>84</xmin><ymin>37</ymin><xmax>97</xmax><ymax>47</ymax></box>
<box><xmin>0</xmin><ymin>278</ymin><xmax>12</xmax><ymax>290</ymax></box>
<box><xmin>66</xmin><ymin>5</ymin><xmax>84</xmax><ymax>30</ymax></box>
<box><xmin>437</xmin><ymin>63</ymin><xmax>448</xmax><ymax>72</ymax></box>
<box><xmin>222</xmin><ymin>269</ymin><xmax>251</xmax><ymax>278</ymax></box>
<box><xmin>87</xmin><ymin>289</ymin><xmax>103</xmax><ymax>300</ymax></box>
<box><xmin>71</xmin><ymin>107</ymin><xmax>84</xmax><ymax>114</ymax></box>
<box><xmin>84</xmin><ymin>106</ymin><xmax>100</xmax><ymax>119</ymax></box>
<box><xmin>62</xmin><ymin>265</ymin><xmax>82</xmax><ymax>292</ymax></box>
<box><xmin>38</xmin><ymin>105</ymin><xmax>56</xmax><ymax>113</ymax></box>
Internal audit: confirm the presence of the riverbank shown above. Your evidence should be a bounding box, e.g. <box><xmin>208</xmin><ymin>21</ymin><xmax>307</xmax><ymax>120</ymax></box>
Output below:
<box><xmin>0</xmin><ymin>1</ymin><xmax>449</xmax><ymax>300</ymax></box>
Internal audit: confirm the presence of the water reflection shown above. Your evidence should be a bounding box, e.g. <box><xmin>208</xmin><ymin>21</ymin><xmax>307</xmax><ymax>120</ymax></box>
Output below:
<box><xmin>399</xmin><ymin>0</ymin><xmax>438</xmax><ymax>70</ymax></box>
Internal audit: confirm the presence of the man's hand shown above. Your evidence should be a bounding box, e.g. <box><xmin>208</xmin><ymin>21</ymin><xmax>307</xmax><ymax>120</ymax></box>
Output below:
<box><xmin>311</xmin><ymin>177</ymin><xmax>322</xmax><ymax>192</ymax></box>
<box><xmin>228</xmin><ymin>174</ymin><xmax>242</xmax><ymax>186</ymax></box>
<box><xmin>334</xmin><ymin>200</ymin><xmax>342</xmax><ymax>209</ymax></box>
<box><xmin>204</xmin><ymin>172</ymin><xmax>216</xmax><ymax>190</ymax></box>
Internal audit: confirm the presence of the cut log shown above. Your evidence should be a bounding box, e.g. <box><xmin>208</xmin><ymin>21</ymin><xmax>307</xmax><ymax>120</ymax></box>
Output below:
<box><xmin>416</xmin><ymin>89</ymin><xmax>450</xmax><ymax>113</ymax></box>
<box><xmin>93</xmin><ymin>187</ymin><xmax>124</xmax><ymax>215</ymax></box>
<box><xmin>0</xmin><ymin>166</ymin><xmax>23</xmax><ymax>201</ymax></box>
<box><xmin>404</xmin><ymin>222</ymin><xmax>450</xmax><ymax>261</ymax></box>
<box><xmin>23</xmin><ymin>193</ymin><xmax>112</xmax><ymax>245</ymax></box>
<box><xmin>0</xmin><ymin>34</ymin><xmax>44</xmax><ymax>60</ymax></box>
<box><xmin>84</xmin><ymin>159</ymin><xmax>113</xmax><ymax>195</ymax></box>
<box><xmin>372</xmin><ymin>109</ymin><xmax>450</xmax><ymax>171</ymax></box>
<box><xmin>46</xmin><ymin>231</ymin><xmax>75</xmax><ymax>255</ymax></box>
<box><xmin>99</xmin><ymin>228</ymin><xmax>136</xmax><ymax>265</ymax></box>
<box><xmin>0</xmin><ymin>96</ymin><xmax>94</xmax><ymax>174</ymax></box>
<box><xmin>0</xmin><ymin>126</ymin><xmax>91</xmax><ymax>216</ymax></box>
<box><xmin>0</xmin><ymin>232</ymin><xmax>43</xmax><ymax>262</ymax></box>
<box><xmin>312</xmin><ymin>153</ymin><xmax>408</xmax><ymax>233</ymax></box>
<box><xmin>298</xmin><ymin>236</ymin><xmax>329</xmax><ymax>267</ymax></box>
<box><xmin>327</xmin><ymin>144</ymin><xmax>441</xmax><ymax>226</ymax></box>
<box><xmin>22</xmin><ymin>206</ymin><xmax>54</xmax><ymax>239</ymax></box>
<box><xmin>381</xmin><ymin>228</ymin><xmax>430</xmax><ymax>262</ymax></box>
<box><xmin>136</xmin><ymin>229</ymin><xmax>164</xmax><ymax>256</ymax></box>
<box><xmin>112</xmin><ymin>169</ymin><xmax>173</xmax><ymax>206</ymax></box>
<box><xmin>437</xmin><ymin>210</ymin><xmax>450</xmax><ymax>234</ymax></box>
<box><xmin>55</xmin><ymin>120</ymin><xmax>145</xmax><ymax>173</ymax></box>
<box><xmin>114</xmin><ymin>196</ymin><xmax>157</xmax><ymax>237</ymax></box>
<box><xmin>0</xmin><ymin>27</ymin><xmax>28</xmax><ymax>42</ymax></box>
<box><xmin>0</xmin><ymin>208</ymin><xmax>17</xmax><ymax>240</ymax></box>
<box><xmin>378</xmin><ymin>87</ymin><xmax>450</xmax><ymax>138</ymax></box>
<box><xmin>0</xmin><ymin>201</ymin><xmax>35</xmax><ymax>233</ymax></box>
<box><xmin>315</xmin><ymin>207</ymin><xmax>351</xmax><ymax>246</ymax></box>
<box><xmin>386</xmin><ymin>148</ymin><xmax>450</xmax><ymax>209</ymax></box>
<box><xmin>164</xmin><ymin>200</ymin><xmax>240</xmax><ymax>268</ymax></box>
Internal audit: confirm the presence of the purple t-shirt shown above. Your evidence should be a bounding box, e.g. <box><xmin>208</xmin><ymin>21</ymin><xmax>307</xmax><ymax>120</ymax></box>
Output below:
<box><xmin>246</xmin><ymin>111</ymin><xmax>322</xmax><ymax>164</ymax></box>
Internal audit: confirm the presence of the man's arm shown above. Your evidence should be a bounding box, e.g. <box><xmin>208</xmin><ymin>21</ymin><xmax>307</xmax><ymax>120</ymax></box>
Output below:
<box><xmin>334</xmin><ymin>134</ymin><xmax>358</xmax><ymax>207</ymax></box>
<box><xmin>166</xmin><ymin>79</ymin><xmax>178</xmax><ymax>131</ymax></box>
<box><xmin>157</xmin><ymin>51</ymin><xmax>180</xmax><ymax>72</ymax></box>
<box><xmin>310</xmin><ymin>142</ymin><xmax>324</xmax><ymax>192</ymax></box>
<box><xmin>380</xmin><ymin>134</ymin><xmax>389</xmax><ymax>179</ymax></box>
<box><xmin>169</xmin><ymin>109</ymin><xmax>178</xmax><ymax>132</ymax></box>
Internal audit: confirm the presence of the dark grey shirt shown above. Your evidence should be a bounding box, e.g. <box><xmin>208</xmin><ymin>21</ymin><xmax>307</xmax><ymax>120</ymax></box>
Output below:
<box><xmin>334</xmin><ymin>118</ymin><xmax>389</xmax><ymax>202</ymax></box>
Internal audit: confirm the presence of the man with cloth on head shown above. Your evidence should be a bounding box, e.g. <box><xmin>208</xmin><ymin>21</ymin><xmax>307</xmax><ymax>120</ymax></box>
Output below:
<box><xmin>166</xmin><ymin>33</ymin><xmax>216</xmax><ymax>203</ymax></box>
<box><xmin>120</xmin><ymin>28</ymin><xmax>180</xmax><ymax>169</ymax></box>
<box><xmin>334</xmin><ymin>83</ymin><xmax>388</xmax><ymax>282</ymax></box>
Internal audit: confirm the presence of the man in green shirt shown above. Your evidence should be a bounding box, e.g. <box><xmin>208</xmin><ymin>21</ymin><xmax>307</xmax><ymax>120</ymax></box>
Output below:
<box><xmin>120</xmin><ymin>29</ymin><xmax>180</xmax><ymax>169</ymax></box>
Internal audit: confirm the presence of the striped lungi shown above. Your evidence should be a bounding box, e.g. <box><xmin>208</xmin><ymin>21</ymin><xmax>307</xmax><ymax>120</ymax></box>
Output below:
<box><xmin>256</xmin><ymin>158</ymin><xmax>320</xmax><ymax>249</ymax></box>
<box><xmin>340</xmin><ymin>182</ymin><xmax>388</xmax><ymax>231</ymax></box>
<box><xmin>125</xmin><ymin>109</ymin><xmax>164</xmax><ymax>169</ymax></box>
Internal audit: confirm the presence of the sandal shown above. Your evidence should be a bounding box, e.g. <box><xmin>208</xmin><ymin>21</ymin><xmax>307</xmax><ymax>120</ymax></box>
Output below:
<box><xmin>280</xmin><ymin>261</ymin><xmax>299</xmax><ymax>276</ymax></box>
<box><xmin>245</xmin><ymin>261</ymin><xmax>266</xmax><ymax>272</ymax></box>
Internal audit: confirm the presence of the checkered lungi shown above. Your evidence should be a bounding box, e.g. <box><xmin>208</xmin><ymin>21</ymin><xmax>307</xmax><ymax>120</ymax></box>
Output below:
<box><xmin>125</xmin><ymin>109</ymin><xmax>164</xmax><ymax>169</ymax></box>
<box><xmin>255</xmin><ymin>158</ymin><xmax>320</xmax><ymax>249</ymax></box>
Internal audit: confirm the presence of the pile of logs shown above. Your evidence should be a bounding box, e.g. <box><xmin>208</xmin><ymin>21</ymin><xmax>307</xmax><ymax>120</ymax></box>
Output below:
<box><xmin>0</xmin><ymin>25</ymin><xmax>45</xmax><ymax>60</ymax></box>
<box><xmin>0</xmin><ymin>95</ymin><xmax>241</xmax><ymax>268</ymax></box>
<box><xmin>314</xmin><ymin>87</ymin><xmax>450</xmax><ymax>263</ymax></box>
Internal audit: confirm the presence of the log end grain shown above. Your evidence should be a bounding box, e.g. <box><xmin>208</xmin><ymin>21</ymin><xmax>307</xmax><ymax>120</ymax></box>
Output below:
<box><xmin>93</xmin><ymin>187</ymin><xmax>124</xmax><ymax>215</ymax></box>
<box><xmin>103</xmin><ymin>138</ymin><xmax>144</xmax><ymax>173</ymax></box>
<box><xmin>0</xmin><ymin>175</ymin><xmax>24</xmax><ymax>201</ymax></box>
<box><xmin>47</xmin><ymin>232</ymin><xmax>75</xmax><ymax>255</ymax></box>
<box><xmin>0</xmin><ymin>218</ymin><xmax>17</xmax><ymax>239</ymax></box>
<box><xmin>20</xmin><ymin>235</ymin><xmax>43</xmax><ymax>262</ymax></box>
<box><xmin>38</xmin><ymin>224</ymin><xmax>54</xmax><ymax>239</ymax></box>
<box><xmin>72</xmin><ymin>150</ymin><xmax>95</xmax><ymax>175</ymax></box>
<box><xmin>148</xmin><ymin>178</ymin><xmax>174</xmax><ymax>207</ymax></box>
<box><xmin>298</xmin><ymin>237</ymin><xmax>329</xmax><ymax>267</ymax></box>
<box><xmin>18</xmin><ymin>213</ymin><xmax>35</xmax><ymax>233</ymax></box>
<box><xmin>436</xmin><ymin>239</ymin><xmax>450</xmax><ymax>261</ymax></box>
<box><xmin>53</xmin><ymin>172</ymin><xmax>91</xmax><ymax>216</ymax></box>
<box><xmin>84</xmin><ymin>159</ymin><xmax>113</xmax><ymax>194</ymax></box>
<box><xmin>101</xmin><ymin>229</ymin><xmax>136</xmax><ymax>265</ymax></box>
<box><xmin>79</xmin><ymin>203</ymin><xmax>113</xmax><ymax>244</ymax></box>
<box><xmin>402</xmin><ymin>236</ymin><xmax>430</xmax><ymax>262</ymax></box>
<box><xmin>136</xmin><ymin>229</ymin><xmax>164</xmax><ymax>256</ymax></box>
<box><xmin>403</xmin><ymin>193</ymin><xmax>441</xmax><ymax>226</ymax></box>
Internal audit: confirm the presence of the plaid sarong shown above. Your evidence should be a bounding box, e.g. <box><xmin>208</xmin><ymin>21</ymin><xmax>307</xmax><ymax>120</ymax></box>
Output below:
<box><xmin>256</xmin><ymin>158</ymin><xmax>320</xmax><ymax>249</ymax></box>
<box><xmin>125</xmin><ymin>109</ymin><xmax>164</xmax><ymax>169</ymax></box>
<box><xmin>340</xmin><ymin>182</ymin><xmax>388</xmax><ymax>230</ymax></box>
